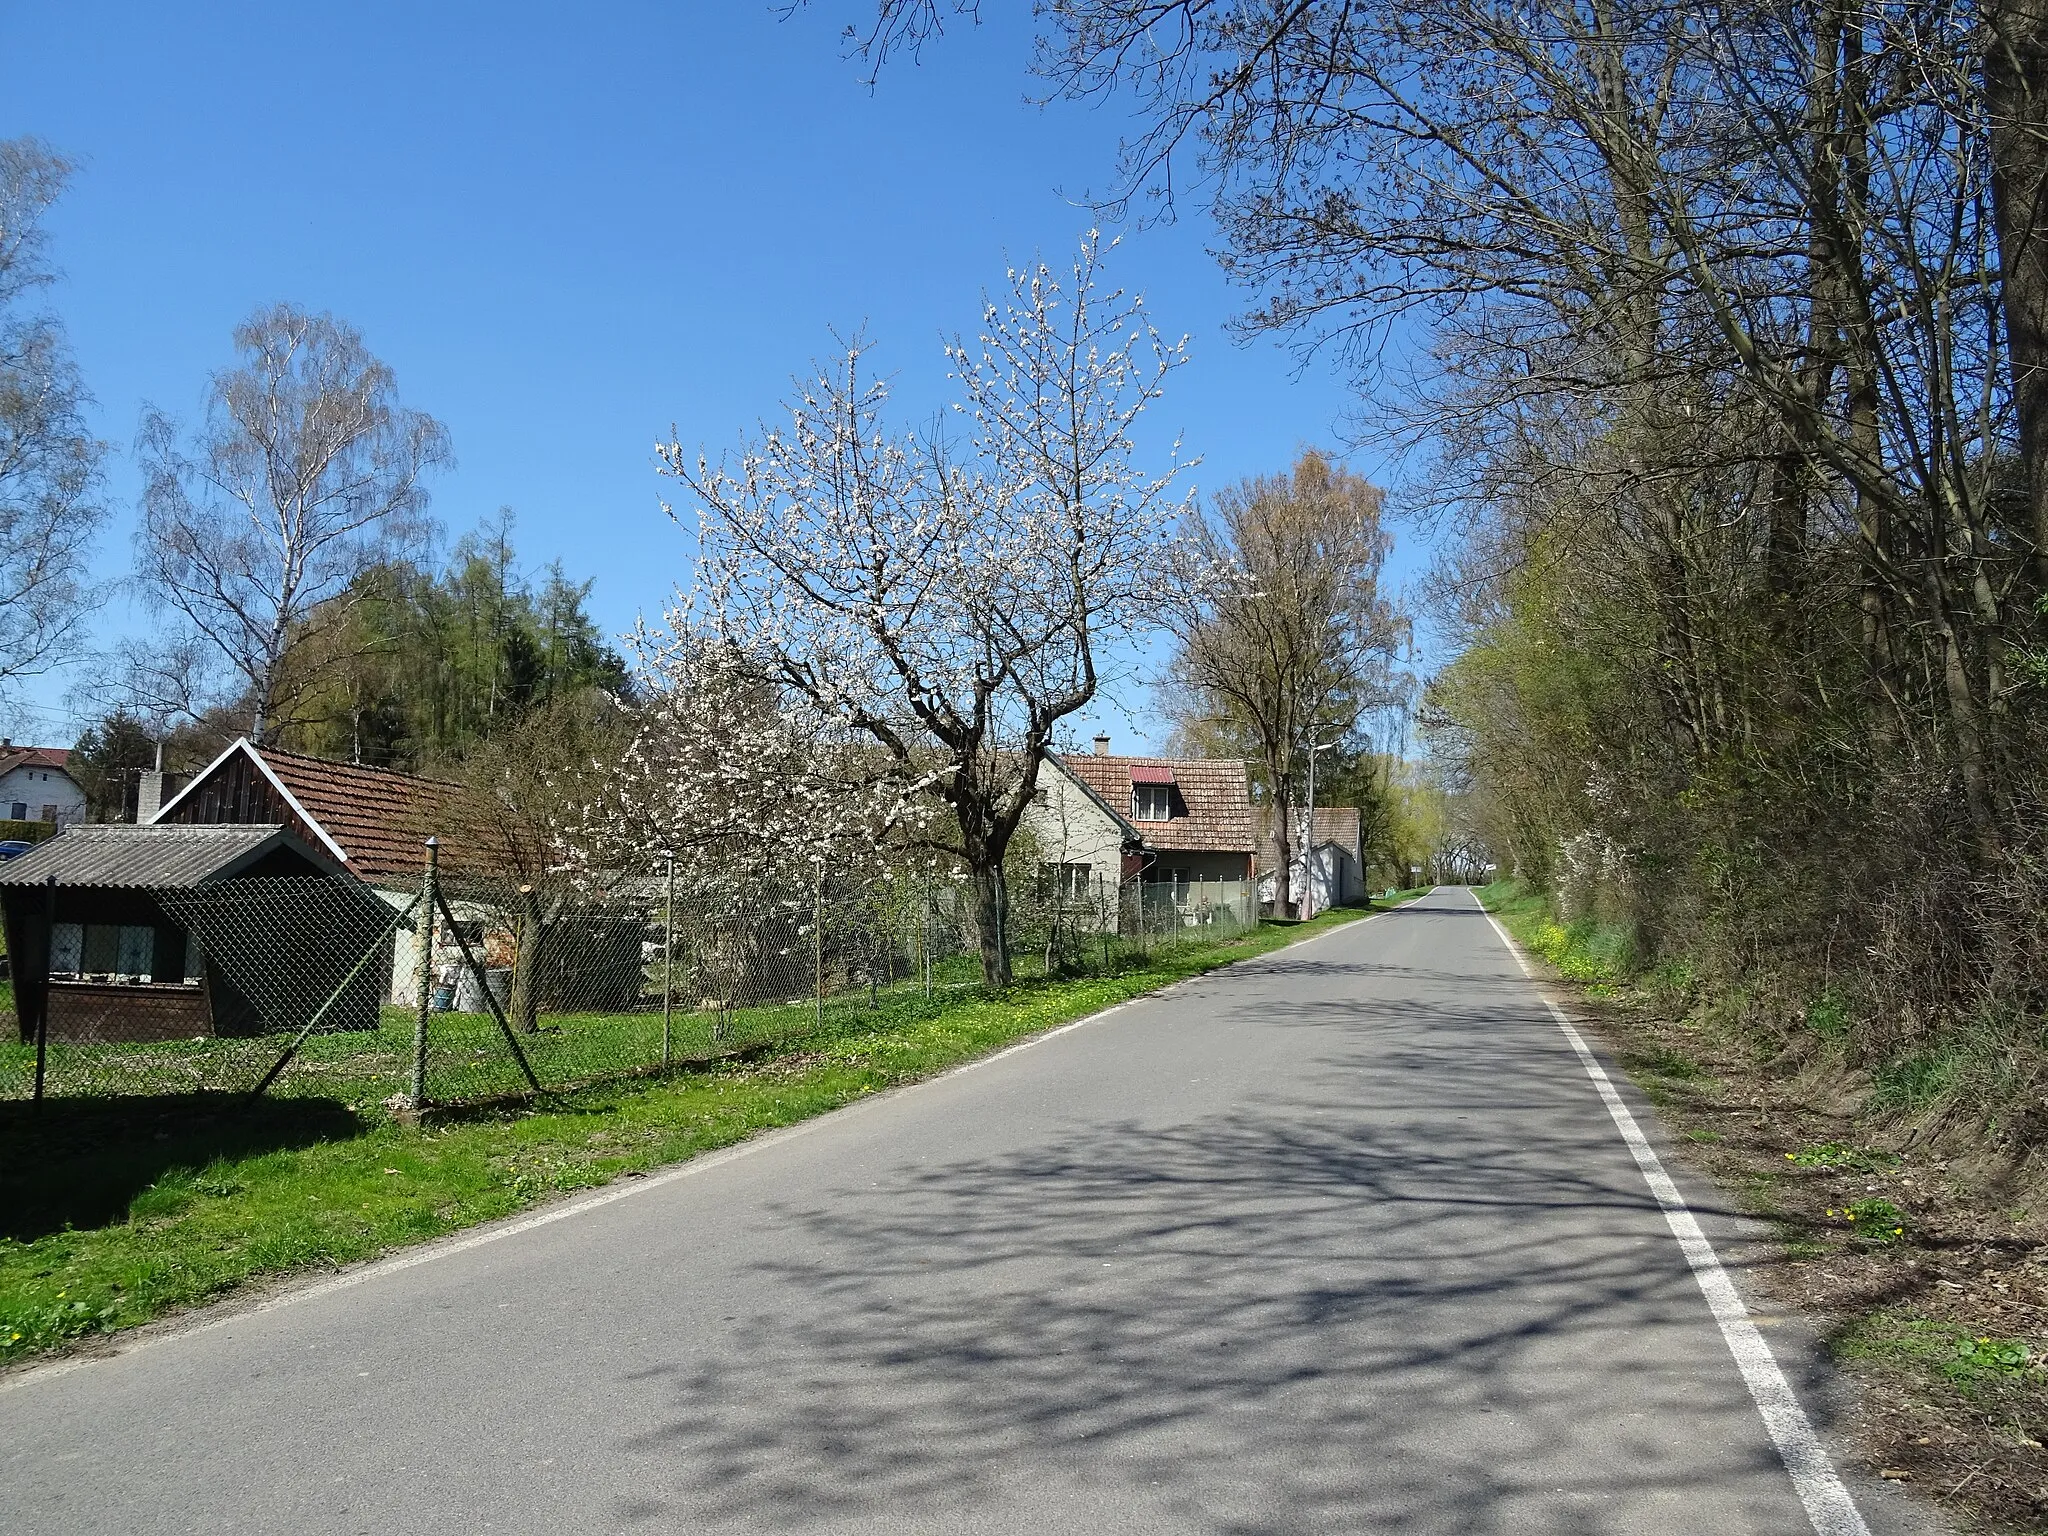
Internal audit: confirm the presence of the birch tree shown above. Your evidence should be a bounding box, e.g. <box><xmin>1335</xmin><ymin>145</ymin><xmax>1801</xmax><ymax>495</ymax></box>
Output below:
<box><xmin>135</xmin><ymin>304</ymin><xmax>450</xmax><ymax>743</ymax></box>
<box><xmin>657</xmin><ymin>237</ymin><xmax>1190</xmax><ymax>985</ymax></box>
<box><xmin>0</xmin><ymin>137</ymin><xmax>106</xmax><ymax>703</ymax></box>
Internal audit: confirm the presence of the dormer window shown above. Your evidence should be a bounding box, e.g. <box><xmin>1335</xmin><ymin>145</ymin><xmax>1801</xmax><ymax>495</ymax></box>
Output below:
<box><xmin>1129</xmin><ymin>763</ymin><xmax>1176</xmax><ymax>821</ymax></box>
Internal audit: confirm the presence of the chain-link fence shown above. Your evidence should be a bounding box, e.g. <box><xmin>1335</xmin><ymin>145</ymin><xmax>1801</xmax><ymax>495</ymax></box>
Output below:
<box><xmin>1</xmin><ymin>844</ymin><xmax>1261</xmax><ymax>1112</ymax></box>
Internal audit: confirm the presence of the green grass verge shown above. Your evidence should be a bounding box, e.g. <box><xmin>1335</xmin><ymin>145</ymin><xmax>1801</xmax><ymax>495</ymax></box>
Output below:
<box><xmin>0</xmin><ymin>904</ymin><xmax>1391</xmax><ymax>1363</ymax></box>
<box><xmin>1476</xmin><ymin>877</ymin><xmax>1637</xmax><ymax>991</ymax></box>
<box><xmin>0</xmin><ymin>928</ymin><xmax>1279</xmax><ymax>1104</ymax></box>
<box><xmin>1834</xmin><ymin>1310</ymin><xmax>2042</xmax><ymax>1396</ymax></box>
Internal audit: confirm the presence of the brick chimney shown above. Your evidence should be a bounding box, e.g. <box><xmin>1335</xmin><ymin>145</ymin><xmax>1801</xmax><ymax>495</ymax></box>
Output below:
<box><xmin>1092</xmin><ymin>732</ymin><xmax>1110</xmax><ymax>756</ymax></box>
<box><xmin>136</xmin><ymin>769</ymin><xmax>185</xmax><ymax>824</ymax></box>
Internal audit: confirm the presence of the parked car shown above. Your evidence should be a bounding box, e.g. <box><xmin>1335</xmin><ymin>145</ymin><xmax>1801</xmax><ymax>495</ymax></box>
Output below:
<box><xmin>0</xmin><ymin>840</ymin><xmax>33</xmax><ymax>861</ymax></box>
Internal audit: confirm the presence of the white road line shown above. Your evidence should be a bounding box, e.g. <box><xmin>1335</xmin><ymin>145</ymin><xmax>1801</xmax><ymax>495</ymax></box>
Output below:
<box><xmin>1473</xmin><ymin>890</ymin><xmax>1870</xmax><ymax>1536</ymax></box>
<box><xmin>2</xmin><ymin>909</ymin><xmax>1391</xmax><ymax>1396</ymax></box>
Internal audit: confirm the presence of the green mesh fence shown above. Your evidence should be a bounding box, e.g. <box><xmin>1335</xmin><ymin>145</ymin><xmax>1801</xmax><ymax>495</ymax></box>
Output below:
<box><xmin>0</xmin><ymin>850</ymin><xmax>1260</xmax><ymax>1111</ymax></box>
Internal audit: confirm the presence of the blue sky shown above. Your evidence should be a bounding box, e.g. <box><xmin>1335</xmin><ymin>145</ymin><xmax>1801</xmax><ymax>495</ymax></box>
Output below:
<box><xmin>2</xmin><ymin>1</ymin><xmax>1424</xmax><ymax>751</ymax></box>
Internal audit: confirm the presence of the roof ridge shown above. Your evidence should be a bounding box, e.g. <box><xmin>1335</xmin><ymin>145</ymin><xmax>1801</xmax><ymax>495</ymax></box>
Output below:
<box><xmin>261</xmin><ymin>745</ymin><xmax>462</xmax><ymax>790</ymax></box>
<box><xmin>64</xmin><ymin>821</ymin><xmax>287</xmax><ymax>833</ymax></box>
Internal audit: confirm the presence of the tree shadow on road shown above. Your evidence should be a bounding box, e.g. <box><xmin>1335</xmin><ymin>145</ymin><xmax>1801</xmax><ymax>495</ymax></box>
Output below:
<box><xmin>604</xmin><ymin>971</ymin><xmax>1817</xmax><ymax>1534</ymax></box>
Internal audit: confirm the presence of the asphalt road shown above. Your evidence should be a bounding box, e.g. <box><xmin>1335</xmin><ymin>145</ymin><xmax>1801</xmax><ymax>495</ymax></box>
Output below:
<box><xmin>1</xmin><ymin>889</ymin><xmax>1943</xmax><ymax>1534</ymax></box>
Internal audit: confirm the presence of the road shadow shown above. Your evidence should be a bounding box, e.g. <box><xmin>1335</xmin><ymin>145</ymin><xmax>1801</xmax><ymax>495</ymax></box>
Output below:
<box><xmin>601</xmin><ymin>969</ymin><xmax>1814</xmax><ymax>1534</ymax></box>
<box><xmin>0</xmin><ymin>1092</ymin><xmax>361</xmax><ymax>1241</ymax></box>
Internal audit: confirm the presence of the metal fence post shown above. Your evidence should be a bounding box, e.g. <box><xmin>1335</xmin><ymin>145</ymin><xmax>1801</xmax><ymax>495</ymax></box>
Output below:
<box><xmin>813</xmin><ymin>865</ymin><xmax>825</xmax><ymax>1031</ymax></box>
<box><xmin>662</xmin><ymin>852</ymin><xmax>675</xmax><ymax>1070</ymax></box>
<box><xmin>994</xmin><ymin>864</ymin><xmax>1006</xmax><ymax>983</ymax></box>
<box><xmin>923</xmin><ymin>869</ymin><xmax>933</xmax><ymax>1000</ymax></box>
<box><xmin>32</xmin><ymin>873</ymin><xmax>53</xmax><ymax>1105</ymax></box>
<box><xmin>409</xmin><ymin>837</ymin><xmax>439</xmax><ymax>1113</ymax></box>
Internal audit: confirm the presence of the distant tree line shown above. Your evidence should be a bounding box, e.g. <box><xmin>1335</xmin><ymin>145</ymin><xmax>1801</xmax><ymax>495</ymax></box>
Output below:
<box><xmin>71</xmin><ymin>520</ymin><xmax>627</xmax><ymax>812</ymax></box>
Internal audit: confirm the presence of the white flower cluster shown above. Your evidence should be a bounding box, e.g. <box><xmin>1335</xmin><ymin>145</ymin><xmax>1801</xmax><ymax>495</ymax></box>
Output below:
<box><xmin>605</xmin><ymin>236</ymin><xmax>1193</xmax><ymax>942</ymax></box>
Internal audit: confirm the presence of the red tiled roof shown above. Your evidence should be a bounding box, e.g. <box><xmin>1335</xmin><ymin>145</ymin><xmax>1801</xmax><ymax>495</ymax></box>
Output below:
<box><xmin>260</xmin><ymin>748</ymin><xmax>462</xmax><ymax>880</ymax></box>
<box><xmin>0</xmin><ymin>745</ymin><xmax>72</xmax><ymax>778</ymax></box>
<box><xmin>154</xmin><ymin>739</ymin><xmax>462</xmax><ymax>881</ymax></box>
<box><xmin>1056</xmin><ymin>753</ymin><xmax>1256</xmax><ymax>854</ymax></box>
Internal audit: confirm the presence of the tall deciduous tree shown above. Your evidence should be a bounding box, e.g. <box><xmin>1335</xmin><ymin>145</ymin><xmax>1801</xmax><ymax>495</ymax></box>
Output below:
<box><xmin>660</xmin><ymin>237</ymin><xmax>1190</xmax><ymax>985</ymax></box>
<box><xmin>135</xmin><ymin>303</ymin><xmax>450</xmax><ymax>743</ymax></box>
<box><xmin>1161</xmin><ymin>450</ymin><xmax>1406</xmax><ymax>915</ymax></box>
<box><xmin>0</xmin><ymin>137</ymin><xmax>105</xmax><ymax>704</ymax></box>
<box><xmin>1988</xmin><ymin>0</ymin><xmax>2048</xmax><ymax>588</ymax></box>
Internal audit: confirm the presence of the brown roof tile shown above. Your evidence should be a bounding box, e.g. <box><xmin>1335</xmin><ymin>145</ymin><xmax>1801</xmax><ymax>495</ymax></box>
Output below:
<box><xmin>259</xmin><ymin>748</ymin><xmax>462</xmax><ymax>880</ymax></box>
<box><xmin>1056</xmin><ymin>753</ymin><xmax>1256</xmax><ymax>854</ymax></box>
<box><xmin>155</xmin><ymin>740</ymin><xmax>462</xmax><ymax>881</ymax></box>
<box><xmin>1257</xmin><ymin>806</ymin><xmax>1361</xmax><ymax>870</ymax></box>
<box><xmin>0</xmin><ymin>745</ymin><xmax>72</xmax><ymax>778</ymax></box>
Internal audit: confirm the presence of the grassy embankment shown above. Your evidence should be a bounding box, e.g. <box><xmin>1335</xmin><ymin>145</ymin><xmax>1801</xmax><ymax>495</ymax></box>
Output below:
<box><xmin>0</xmin><ymin>899</ymin><xmax>1414</xmax><ymax>1364</ymax></box>
<box><xmin>1478</xmin><ymin>876</ymin><xmax>2048</xmax><ymax>1528</ymax></box>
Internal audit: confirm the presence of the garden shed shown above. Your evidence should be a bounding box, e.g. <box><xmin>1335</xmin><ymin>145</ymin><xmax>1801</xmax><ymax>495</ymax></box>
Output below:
<box><xmin>0</xmin><ymin>823</ymin><xmax>396</xmax><ymax>1045</ymax></box>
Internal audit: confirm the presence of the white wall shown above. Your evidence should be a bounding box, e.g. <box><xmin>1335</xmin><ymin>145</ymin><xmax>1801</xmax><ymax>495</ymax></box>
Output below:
<box><xmin>379</xmin><ymin>886</ymin><xmax>512</xmax><ymax>1006</ymax></box>
<box><xmin>0</xmin><ymin>765</ymin><xmax>85</xmax><ymax>827</ymax></box>
<box><xmin>1258</xmin><ymin>843</ymin><xmax>1361</xmax><ymax>917</ymax></box>
<box><xmin>1023</xmin><ymin>763</ymin><xmax>1127</xmax><ymax>886</ymax></box>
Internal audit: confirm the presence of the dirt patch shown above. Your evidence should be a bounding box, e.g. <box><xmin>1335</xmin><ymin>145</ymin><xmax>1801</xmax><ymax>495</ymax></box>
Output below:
<box><xmin>1557</xmin><ymin>982</ymin><xmax>2048</xmax><ymax>1532</ymax></box>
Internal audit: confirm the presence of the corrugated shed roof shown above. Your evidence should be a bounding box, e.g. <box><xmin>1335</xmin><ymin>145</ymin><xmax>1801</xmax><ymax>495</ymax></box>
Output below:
<box><xmin>1057</xmin><ymin>753</ymin><xmax>1256</xmax><ymax>854</ymax></box>
<box><xmin>0</xmin><ymin>823</ymin><xmax>305</xmax><ymax>889</ymax></box>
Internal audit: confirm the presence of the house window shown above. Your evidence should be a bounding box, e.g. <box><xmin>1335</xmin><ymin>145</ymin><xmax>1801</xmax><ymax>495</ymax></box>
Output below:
<box><xmin>39</xmin><ymin>804</ymin><xmax>56</xmax><ymax>822</ymax></box>
<box><xmin>7</xmin><ymin>802</ymin><xmax>23</xmax><ymax>820</ymax></box>
<box><xmin>1133</xmin><ymin>784</ymin><xmax>1172</xmax><ymax>821</ymax></box>
<box><xmin>1043</xmin><ymin>862</ymin><xmax>1093</xmax><ymax>901</ymax></box>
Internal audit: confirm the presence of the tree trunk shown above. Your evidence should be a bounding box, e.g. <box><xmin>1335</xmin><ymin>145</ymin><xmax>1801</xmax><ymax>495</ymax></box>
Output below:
<box><xmin>967</xmin><ymin>863</ymin><xmax>1012</xmax><ymax>988</ymax></box>
<box><xmin>1273</xmin><ymin>801</ymin><xmax>1296</xmax><ymax>919</ymax></box>
<box><xmin>1988</xmin><ymin>0</ymin><xmax>2048</xmax><ymax>588</ymax></box>
<box><xmin>510</xmin><ymin>894</ymin><xmax>545</xmax><ymax>1033</ymax></box>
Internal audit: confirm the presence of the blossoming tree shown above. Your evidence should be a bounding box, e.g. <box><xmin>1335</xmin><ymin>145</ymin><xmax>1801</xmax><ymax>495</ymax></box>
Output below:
<box><xmin>651</xmin><ymin>237</ymin><xmax>1190</xmax><ymax>985</ymax></box>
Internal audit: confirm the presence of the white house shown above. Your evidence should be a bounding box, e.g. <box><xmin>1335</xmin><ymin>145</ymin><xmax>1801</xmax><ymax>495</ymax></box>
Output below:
<box><xmin>0</xmin><ymin>743</ymin><xmax>86</xmax><ymax>828</ymax></box>
<box><xmin>1256</xmin><ymin>806</ymin><xmax>1366</xmax><ymax>918</ymax></box>
<box><xmin>1025</xmin><ymin>736</ymin><xmax>1260</xmax><ymax>926</ymax></box>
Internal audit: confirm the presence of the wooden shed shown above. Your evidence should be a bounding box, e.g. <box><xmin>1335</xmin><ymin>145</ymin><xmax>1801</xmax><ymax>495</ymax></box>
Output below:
<box><xmin>0</xmin><ymin>823</ymin><xmax>394</xmax><ymax>1045</ymax></box>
